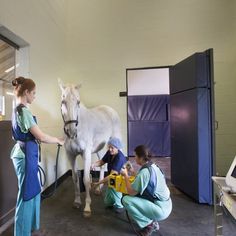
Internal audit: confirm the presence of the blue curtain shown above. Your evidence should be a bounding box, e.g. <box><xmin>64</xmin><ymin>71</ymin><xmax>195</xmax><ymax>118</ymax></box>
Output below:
<box><xmin>128</xmin><ymin>95</ymin><xmax>170</xmax><ymax>157</ymax></box>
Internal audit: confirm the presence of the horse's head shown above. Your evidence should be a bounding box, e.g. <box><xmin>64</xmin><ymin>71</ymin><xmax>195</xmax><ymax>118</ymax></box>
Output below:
<box><xmin>58</xmin><ymin>79</ymin><xmax>81</xmax><ymax>139</ymax></box>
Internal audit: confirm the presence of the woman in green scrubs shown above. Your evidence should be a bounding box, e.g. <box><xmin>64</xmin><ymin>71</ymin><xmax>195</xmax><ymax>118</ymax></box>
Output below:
<box><xmin>11</xmin><ymin>76</ymin><xmax>64</xmax><ymax>236</ymax></box>
<box><xmin>121</xmin><ymin>145</ymin><xmax>172</xmax><ymax>236</ymax></box>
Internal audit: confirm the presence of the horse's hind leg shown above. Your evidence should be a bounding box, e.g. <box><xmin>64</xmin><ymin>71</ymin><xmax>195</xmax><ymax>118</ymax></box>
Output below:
<box><xmin>68</xmin><ymin>152</ymin><xmax>82</xmax><ymax>208</ymax></box>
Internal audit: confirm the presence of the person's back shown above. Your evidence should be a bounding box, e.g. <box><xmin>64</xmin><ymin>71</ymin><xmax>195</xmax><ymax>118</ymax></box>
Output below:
<box><xmin>139</xmin><ymin>163</ymin><xmax>170</xmax><ymax>202</ymax></box>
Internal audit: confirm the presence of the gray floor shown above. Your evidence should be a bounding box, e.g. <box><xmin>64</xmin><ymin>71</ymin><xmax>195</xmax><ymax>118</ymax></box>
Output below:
<box><xmin>2</xmin><ymin>177</ymin><xmax>236</xmax><ymax>236</ymax></box>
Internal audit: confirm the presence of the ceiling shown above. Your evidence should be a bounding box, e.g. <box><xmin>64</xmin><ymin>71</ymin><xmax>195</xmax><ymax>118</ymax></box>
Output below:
<box><xmin>0</xmin><ymin>39</ymin><xmax>15</xmax><ymax>85</ymax></box>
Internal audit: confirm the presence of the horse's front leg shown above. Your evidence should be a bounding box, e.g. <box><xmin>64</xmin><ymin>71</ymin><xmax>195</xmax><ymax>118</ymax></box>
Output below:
<box><xmin>94</xmin><ymin>149</ymin><xmax>107</xmax><ymax>195</ymax></box>
<box><xmin>83</xmin><ymin>148</ymin><xmax>92</xmax><ymax>217</ymax></box>
<box><xmin>67</xmin><ymin>151</ymin><xmax>82</xmax><ymax>208</ymax></box>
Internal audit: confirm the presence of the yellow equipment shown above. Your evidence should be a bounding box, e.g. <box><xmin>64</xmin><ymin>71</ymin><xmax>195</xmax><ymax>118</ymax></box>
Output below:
<box><xmin>108</xmin><ymin>174</ymin><xmax>135</xmax><ymax>194</ymax></box>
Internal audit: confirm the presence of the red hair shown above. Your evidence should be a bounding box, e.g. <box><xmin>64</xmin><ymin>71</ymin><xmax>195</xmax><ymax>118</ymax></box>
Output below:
<box><xmin>12</xmin><ymin>76</ymin><xmax>35</xmax><ymax>97</ymax></box>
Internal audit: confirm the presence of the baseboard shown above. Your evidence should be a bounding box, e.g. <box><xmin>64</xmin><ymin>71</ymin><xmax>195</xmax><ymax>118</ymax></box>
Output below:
<box><xmin>0</xmin><ymin>217</ymin><xmax>14</xmax><ymax>234</ymax></box>
<box><xmin>42</xmin><ymin>169</ymin><xmax>105</xmax><ymax>198</ymax></box>
<box><xmin>41</xmin><ymin>170</ymin><xmax>72</xmax><ymax>200</ymax></box>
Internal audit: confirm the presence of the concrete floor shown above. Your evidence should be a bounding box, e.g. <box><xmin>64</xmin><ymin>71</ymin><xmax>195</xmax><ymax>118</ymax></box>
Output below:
<box><xmin>2</xmin><ymin>175</ymin><xmax>236</xmax><ymax>236</ymax></box>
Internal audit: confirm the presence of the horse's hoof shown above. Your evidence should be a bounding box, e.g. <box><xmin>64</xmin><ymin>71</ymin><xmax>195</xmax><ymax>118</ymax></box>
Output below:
<box><xmin>73</xmin><ymin>202</ymin><xmax>81</xmax><ymax>209</ymax></box>
<box><xmin>94</xmin><ymin>189</ymin><xmax>102</xmax><ymax>195</ymax></box>
<box><xmin>83</xmin><ymin>211</ymin><xmax>91</xmax><ymax>218</ymax></box>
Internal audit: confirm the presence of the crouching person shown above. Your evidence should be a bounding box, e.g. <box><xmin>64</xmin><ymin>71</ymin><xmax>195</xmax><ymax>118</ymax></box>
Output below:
<box><xmin>121</xmin><ymin>145</ymin><xmax>172</xmax><ymax>236</ymax></box>
<box><xmin>91</xmin><ymin>137</ymin><xmax>127</xmax><ymax>213</ymax></box>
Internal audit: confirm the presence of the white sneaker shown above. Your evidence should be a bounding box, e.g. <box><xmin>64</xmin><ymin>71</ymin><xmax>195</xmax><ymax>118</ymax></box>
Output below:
<box><xmin>153</xmin><ymin>221</ymin><xmax>160</xmax><ymax>231</ymax></box>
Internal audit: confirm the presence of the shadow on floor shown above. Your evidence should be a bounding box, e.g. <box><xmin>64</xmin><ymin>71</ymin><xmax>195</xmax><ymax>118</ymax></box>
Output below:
<box><xmin>2</xmin><ymin>177</ymin><xmax>236</xmax><ymax>236</ymax></box>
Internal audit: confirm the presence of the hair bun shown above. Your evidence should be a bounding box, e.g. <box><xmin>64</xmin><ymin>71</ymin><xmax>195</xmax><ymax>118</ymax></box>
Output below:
<box><xmin>12</xmin><ymin>77</ymin><xmax>25</xmax><ymax>86</ymax></box>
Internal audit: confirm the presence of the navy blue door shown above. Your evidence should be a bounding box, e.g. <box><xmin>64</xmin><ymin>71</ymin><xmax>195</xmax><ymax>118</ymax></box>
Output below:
<box><xmin>170</xmin><ymin>49</ymin><xmax>215</xmax><ymax>204</ymax></box>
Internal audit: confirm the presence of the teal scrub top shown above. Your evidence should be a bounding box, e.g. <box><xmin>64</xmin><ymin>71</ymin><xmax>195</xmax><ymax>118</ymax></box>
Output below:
<box><xmin>11</xmin><ymin>106</ymin><xmax>37</xmax><ymax>159</ymax></box>
<box><xmin>131</xmin><ymin>163</ymin><xmax>170</xmax><ymax>201</ymax></box>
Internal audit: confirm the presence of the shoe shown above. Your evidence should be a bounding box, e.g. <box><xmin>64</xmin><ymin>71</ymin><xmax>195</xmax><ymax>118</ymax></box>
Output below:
<box><xmin>152</xmin><ymin>221</ymin><xmax>160</xmax><ymax>231</ymax></box>
<box><xmin>105</xmin><ymin>205</ymin><xmax>113</xmax><ymax>210</ymax></box>
<box><xmin>114</xmin><ymin>207</ymin><xmax>125</xmax><ymax>214</ymax></box>
<box><xmin>138</xmin><ymin>221</ymin><xmax>158</xmax><ymax>236</ymax></box>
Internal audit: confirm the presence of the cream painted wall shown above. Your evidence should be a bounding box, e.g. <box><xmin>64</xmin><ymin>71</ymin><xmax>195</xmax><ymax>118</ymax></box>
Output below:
<box><xmin>66</xmin><ymin>0</ymin><xmax>236</xmax><ymax>175</ymax></box>
<box><xmin>0</xmin><ymin>0</ymin><xmax>70</xmax><ymax>188</ymax></box>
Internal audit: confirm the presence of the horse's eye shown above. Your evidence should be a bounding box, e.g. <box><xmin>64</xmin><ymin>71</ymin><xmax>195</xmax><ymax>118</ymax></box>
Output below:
<box><xmin>62</xmin><ymin>100</ymin><xmax>67</xmax><ymax>106</ymax></box>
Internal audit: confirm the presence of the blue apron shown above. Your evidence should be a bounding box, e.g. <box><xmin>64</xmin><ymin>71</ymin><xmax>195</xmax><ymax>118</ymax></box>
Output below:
<box><xmin>12</xmin><ymin>104</ymin><xmax>41</xmax><ymax>201</ymax></box>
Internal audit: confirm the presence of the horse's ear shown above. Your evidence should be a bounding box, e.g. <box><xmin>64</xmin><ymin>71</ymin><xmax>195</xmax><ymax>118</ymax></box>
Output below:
<box><xmin>58</xmin><ymin>78</ymin><xmax>66</xmax><ymax>92</ymax></box>
<box><xmin>75</xmin><ymin>83</ymin><xmax>82</xmax><ymax>91</ymax></box>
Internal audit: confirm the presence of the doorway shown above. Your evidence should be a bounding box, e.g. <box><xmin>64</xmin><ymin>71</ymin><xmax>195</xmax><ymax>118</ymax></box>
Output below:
<box><xmin>126</xmin><ymin>67</ymin><xmax>171</xmax><ymax>179</ymax></box>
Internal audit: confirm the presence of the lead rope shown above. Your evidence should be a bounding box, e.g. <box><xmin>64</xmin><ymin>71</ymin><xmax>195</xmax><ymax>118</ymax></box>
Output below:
<box><xmin>39</xmin><ymin>144</ymin><xmax>61</xmax><ymax>199</ymax></box>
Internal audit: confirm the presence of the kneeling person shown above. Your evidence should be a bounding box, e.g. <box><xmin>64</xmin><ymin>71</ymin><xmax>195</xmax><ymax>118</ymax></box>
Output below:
<box><xmin>91</xmin><ymin>137</ymin><xmax>127</xmax><ymax>213</ymax></box>
<box><xmin>121</xmin><ymin>145</ymin><xmax>172</xmax><ymax>236</ymax></box>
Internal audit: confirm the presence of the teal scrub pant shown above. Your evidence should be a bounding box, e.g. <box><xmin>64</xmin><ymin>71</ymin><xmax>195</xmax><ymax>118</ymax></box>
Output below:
<box><xmin>12</xmin><ymin>157</ymin><xmax>41</xmax><ymax>236</ymax></box>
<box><xmin>122</xmin><ymin>195</ymin><xmax>172</xmax><ymax>229</ymax></box>
<box><xmin>104</xmin><ymin>187</ymin><xmax>123</xmax><ymax>209</ymax></box>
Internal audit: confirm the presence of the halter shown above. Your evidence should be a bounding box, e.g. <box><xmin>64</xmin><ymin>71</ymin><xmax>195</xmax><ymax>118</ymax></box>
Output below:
<box><xmin>61</xmin><ymin>100</ymin><xmax>80</xmax><ymax>138</ymax></box>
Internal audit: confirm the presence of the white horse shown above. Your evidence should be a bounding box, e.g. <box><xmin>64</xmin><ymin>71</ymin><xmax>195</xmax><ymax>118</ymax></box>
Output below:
<box><xmin>58</xmin><ymin>80</ymin><xmax>122</xmax><ymax>217</ymax></box>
